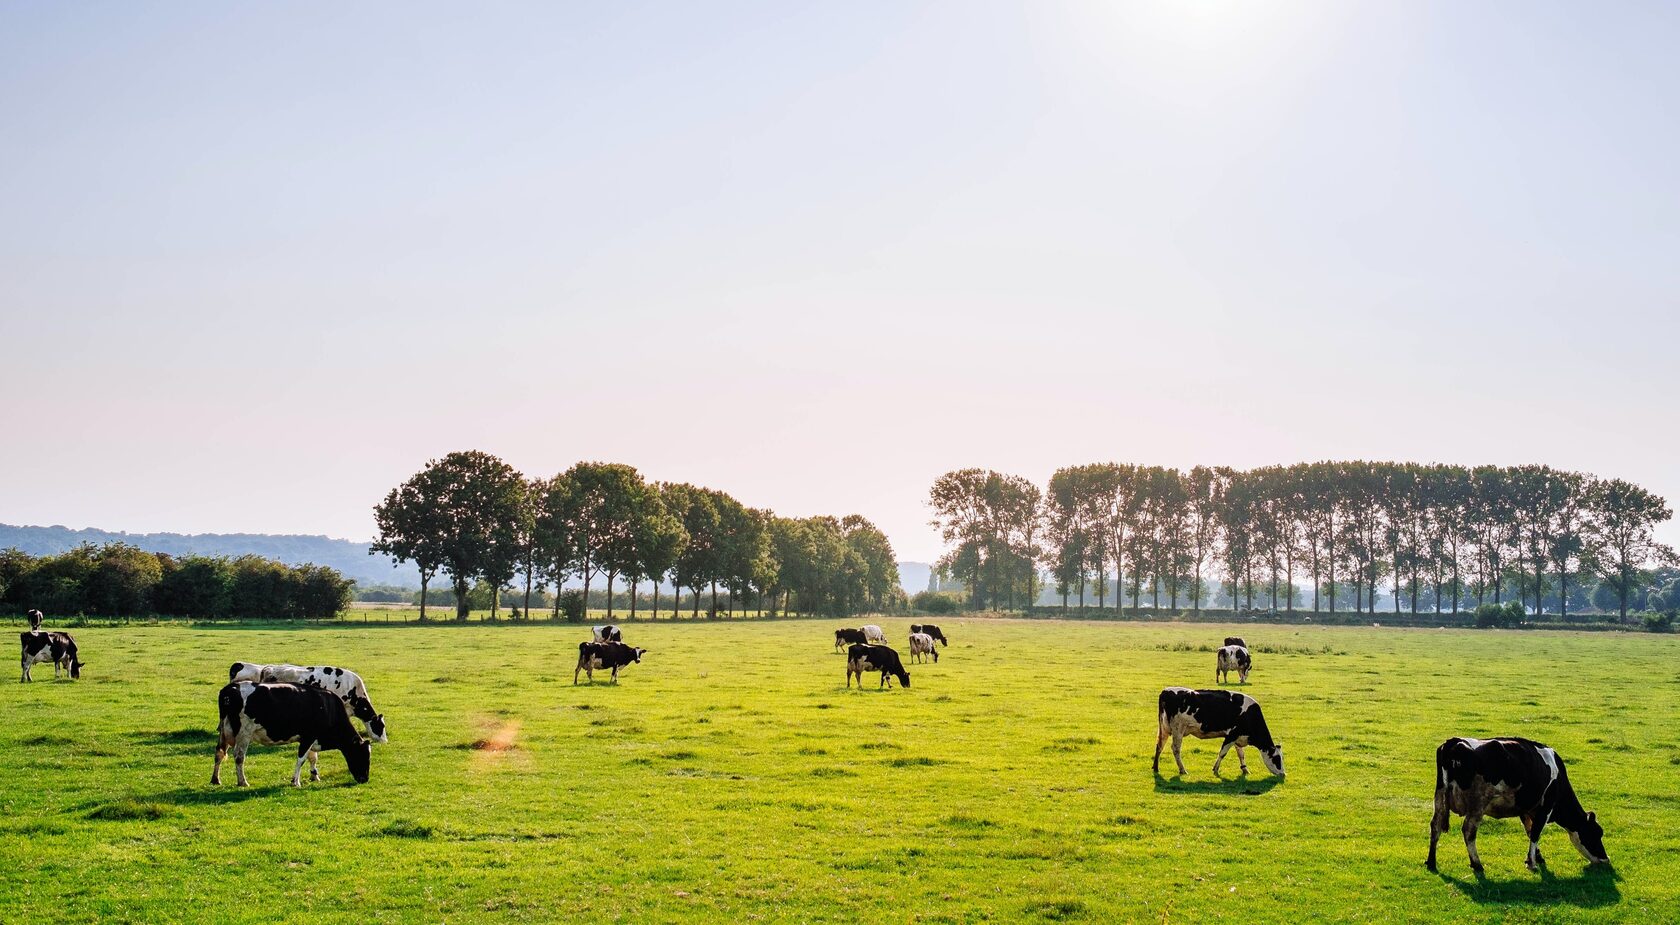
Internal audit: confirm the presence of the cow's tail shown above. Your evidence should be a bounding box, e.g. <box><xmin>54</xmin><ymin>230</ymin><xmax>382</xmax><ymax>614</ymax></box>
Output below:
<box><xmin>217</xmin><ymin>683</ymin><xmax>243</xmax><ymax>742</ymax></box>
<box><xmin>1157</xmin><ymin>690</ymin><xmax>1171</xmax><ymax>737</ymax></box>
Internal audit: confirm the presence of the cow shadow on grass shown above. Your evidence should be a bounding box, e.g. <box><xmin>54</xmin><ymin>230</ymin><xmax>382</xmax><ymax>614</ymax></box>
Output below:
<box><xmin>1438</xmin><ymin>863</ymin><xmax>1620</xmax><ymax>908</ymax></box>
<box><xmin>1151</xmin><ymin>773</ymin><xmax>1283</xmax><ymax>796</ymax></box>
<box><xmin>146</xmin><ymin>783</ymin><xmax>321</xmax><ymax>806</ymax></box>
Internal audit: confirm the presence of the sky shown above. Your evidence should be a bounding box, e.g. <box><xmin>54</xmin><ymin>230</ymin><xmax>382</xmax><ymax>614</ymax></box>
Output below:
<box><xmin>2</xmin><ymin>1</ymin><xmax>1677</xmax><ymax>564</ymax></box>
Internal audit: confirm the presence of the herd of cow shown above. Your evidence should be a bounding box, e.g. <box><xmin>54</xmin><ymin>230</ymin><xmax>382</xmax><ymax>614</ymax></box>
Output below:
<box><xmin>18</xmin><ymin>610</ymin><xmax>1612</xmax><ymax>875</ymax></box>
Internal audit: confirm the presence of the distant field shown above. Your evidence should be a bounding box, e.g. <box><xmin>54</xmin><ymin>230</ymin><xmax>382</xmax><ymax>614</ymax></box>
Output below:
<box><xmin>3</xmin><ymin>619</ymin><xmax>1676</xmax><ymax>923</ymax></box>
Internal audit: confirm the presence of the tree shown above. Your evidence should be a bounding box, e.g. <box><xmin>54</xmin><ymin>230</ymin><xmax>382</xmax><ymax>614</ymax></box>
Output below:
<box><xmin>1185</xmin><ymin>466</ymin><xmax>1229</xmax><ymax>613</ymax></box>
<box><xmin>372</xmin><ymin>468</ymin><xmax>451</xmax><ymax>621</ymax></box>
<box><xmin>86</xmin><ymin>543</ymin><xmax>162</xmax><ymax>617</ymax></box>
<box><xmin>1587</xmin><ymin>479</ymin><xmax>1676</xmax><ymax>621</ymax></box>
<box><xmin>666</xmin><ymin>483</ymin><xmax>720</xmax><ymax>619</ymax></box>
<box><xmin>558</xmin><ymin>462</ymin><xmax>648</xmax><ymax>622</ymax></box>
<box><xmin>374</xmin><ymin>451</ymin><xmax>527</xmax><ymax>620</ymax></box>
<box><xmin>535</xmin><ymin>474</ymin><xmax>577</xmax><ymax>620</ymax></box>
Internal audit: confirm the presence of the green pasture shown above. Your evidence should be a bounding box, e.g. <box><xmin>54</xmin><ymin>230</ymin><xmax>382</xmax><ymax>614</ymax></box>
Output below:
<box><xmin>2</xmin><ymin>619</ymin><xmax>1676</xmax><ymax>923</ymax></box>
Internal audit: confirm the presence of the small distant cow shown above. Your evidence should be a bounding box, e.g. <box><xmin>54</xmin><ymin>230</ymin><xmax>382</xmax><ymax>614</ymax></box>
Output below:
<box><xmin>229</xmin><ymin>663</ymin><xmax>387</xmax><ymax>743</ymax></box>
<box><xmin>1216</xmin><ymin>645</ymin><xmax>1252</xmax><ymax>684</ymax></box>
<box><xmin>575</xmin><ymin>641</ymin><xmax>646</xmax><ymax>684</ymax></box>
<box><xmin>19</xmin><ymin>631</ymin><xmax>82</xmax><ymax>682</ymax></box>
<box><xmin>592</xmin><ymin>624</ymin><xmax>623</xmax><ymax>643</ymax></box>
<box><xmin>846</xmin><ymin>643</ymin><xmax>910</xmax><ymax>689</ymax></box>
<box><xmin>860</xmin><ymin>624</ymin><xmax>887</xmax><ymax>644</ymax></box>
<box><xmin>1223</xmin><ymin>636</ymin><xmax>1246</xmax><ymax>648</ymax></box>
<box><xmin>28</xmin><ymin>609</ymin><xmax>43</xmax><ymax>632</ymax></box>
<box><xmin>1154</xmin><ymin>687</ymin><xmax>1284</xmax><ymax>778</ymax></box>
<box><xmin>214</xmin><ymin>682</ymin><xmax>370</xmax><ymax>787</ymax></box>
<box><xmin>910</xmin><ymin>623</ymin><xmax>948</xmax><ymax>646</ymax></box>
<box><xmin>1427</xmin><ymin>737</ymin><xmax>1609</xmax><ymax>874</ymax></box>
<box><xmin>908</xmin><ymin>632</ymin><xmax>939</xmax><ymax>664</ymax></box>
<box><xmin>834</xmin><ymin>628</ymin><xmax>867</xmax><ymax>651</ymax></box>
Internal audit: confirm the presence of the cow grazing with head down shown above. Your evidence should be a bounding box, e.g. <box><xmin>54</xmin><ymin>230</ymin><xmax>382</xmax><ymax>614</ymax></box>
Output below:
<box><xmin>910</xmin><ymin>623</ymin><xmax>948</xmax><ymax>646</ymax></box>
<box><xmin>574</xmin><ymin>641</ymin><xmax>645</xmax><ymax>684</ymax></box>
<box><xmin>1223</xmin><ymin>636</ymin><xmax>1246</xmax><ymax>648</ymax></box>
<box><xmin>908</xmin><ymin>632</ymin><xmax>939</xmax><ymax>664</ymax></box>
<box><xmin>860</xmin><ymin>624</ymin><xmax>887</xmax><ymax>644</ymax></box>
<box><xmin>28</xmin><ymin>609</ymin><xmax>43</xmax><ymax>632</ymax></box>
<box><xmin>228</xmin><ymin>662</ymin><xmax>387</xmax><ymax>743</ymax></box>
<box><xmin>834</xmin><ymin>628</ymin><xmax>867</xmax><ymax>652</ymax></box>
<box><xmin>19</xmin><ymin>631</ymin><xmax>82</xmax><ymax>682</ymax></box>
<box><xmin>1154</xmin><ymin>687</ymin><xmax>1284</xmax><ymax>778</ymax></box>
<box><xmin>1427</xmin><ymin>737</ymin><xmax>1609</xmax><ymax>874</ymax></box>
<box><xmin>1216</xmin><ymin>645</ymin><xmax>1251</xmax><ymax>684</ymax></box>
<box><xmin>213</xmin><ymin>682</ymin><xmax>370</xmax><ymax>787</ymax></box>
<box><xmin>592</xmin><ymin>624</ymin><xmax>623</xmax><ymax>643</ymax></box>
<box><xmin>846</xmin><ymin>643</ymin><xmax>910</xmax><ymax>689</ymax></box>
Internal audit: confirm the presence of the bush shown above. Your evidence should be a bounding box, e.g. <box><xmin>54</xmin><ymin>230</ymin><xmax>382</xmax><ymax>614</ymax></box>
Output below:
<box><xmin>912</xmin><ymin>591</ymin><xmax>961</xmax><ymax>615</ymax></box>
<box><xmin>1643</xmin><ymin>611</ymin><xmax>1675</xmax><ymax>633</ymax></box>
<box><xmin>1474</xmin><ymin>601</ymin><xmax>1525</xmax><ymax>629</ymax></box>
<box><xmin>558</xmin><ymin>589</ymin><xmax>586</xmax><ymax>622</ymax></box>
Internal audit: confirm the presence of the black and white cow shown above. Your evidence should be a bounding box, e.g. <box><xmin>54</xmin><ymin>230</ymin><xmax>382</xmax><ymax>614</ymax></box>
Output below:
<box><xmin>1154</xmin><ymin>687</ymin><xmax>1284</xmax><ymax>778</ymax></box>
<box><xmin>19</xmin><ymin>631</ymin><xmax>82</xmax><ymax>682</ymax></box>
<box><xmin>910</xmin><ymin>623</ymin><xmax>948</xmax><ymax>646</ymax></box>
<box><xmin>908</xmin><ymin>632</ymin><xmax>939</xmax><ymax>664</ymax></box>
<box><xmin>1216</xmin><ymin>645</ymin><xmax>1252</xmax><ymax>685</ymax></box>
<box><xmin>1223</xmin><ymin>636</ymin><xmax>1246</xmax><ymax>648</ymax></box>
<box><xmin>860</xmin><ymin>624</ymin><xmax>887</xmax><ymax>644</ymax></box>
<box><xmin>846</xmin><ymin>643</ymin><xmax>910</xmax><ymax>689</ymax></box>
<box><xmin>834</xmin><ymin>628</ymin><xmax>867</xmax><ymax>652</ymax></box>
<box><xmin>1427</xmin><ymin>737</ymin><xmax>1609</xmax><ymax>874</ymax></box>
<box><xmin>574</xmin><ymin>641</ymin><xmax>646</xmax><ymax>684</ymax></box>
<box><xmin>28</xmin><ymin>609</ymin><xmax>43</xmax><ymax>632</ymax></box>
<box><xmin>229</xmin><ymin>662</ymin><xmax>387</xmax><ymax>743</ymax></box>
<box><xmin>213</xmin><ymin>682</ymin><xmax>370</xmax><ymax>787</ymax></box>
<box><xmin>592</xmin><ymin>624</ymin><xmax>623</xmax><ymax>643</ymax></box>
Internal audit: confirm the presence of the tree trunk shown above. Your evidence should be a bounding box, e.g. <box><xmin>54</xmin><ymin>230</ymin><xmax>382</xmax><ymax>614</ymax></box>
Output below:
<box><xmin>419</xmin><ymin>573</ymin><xmax>430</xmax><ymax>622</ymax></box>
<box><xmin>630</xmin><ymin>580</ymin><xmax>638</xmax><ymax>618</ymax></box>
<box><xmin>710</xmin><ymin>581</ymin><xmax>718</xmax><ymax>618</ymax></box>
<box><xmin>454</xmin><ymin>576</ymin><xmax>469</xmax><ymax>621</ymax></box>
<box><xmin>605</xmin><ymin>573</ymin><xmax>616</xmax><ymax>619</ymax></box>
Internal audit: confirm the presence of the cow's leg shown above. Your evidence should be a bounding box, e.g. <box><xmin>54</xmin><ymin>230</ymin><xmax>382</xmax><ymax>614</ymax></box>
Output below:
<box><xmin>1171</xmin><ymin>732</ymin><xmax>1187</xmax><ymax>776</ymax></box>
<box><xmin>612</xmin><ymin>665</ymin><xmax>620</xmax><ymax>684</ymax></box>
<box><xmin>234</xmin><ymin>743</ymin><xmax>250</xmax><ymax>788</ymax></box>
<box><xmin>1522</xmin><ymin>814</ymin><xmax>1545</xmax><ymax>871</ymax></box>
<box><xmin>1236</xmin><ymin>744</ymin><xmax>1248</xmax><ymax>774</ymax></box>
<box><xmin>292</xmin><ymin>742</ymin><xmax>311</xmax><ymax>786</ymax></box>
<box><xmin>212</xmin><ymin>734</ymin><xmax>229</xmax><ymax>785</ymax></box>
<box><xmin>307</xmin><ymin>746</ymin><xmax>321</xmax><ymax>782</ymax></box>
<box><xmin>1463</xmin><ymin>815</ymin><xmax>1485</xmax><ymax>873</ymax></box>
<box><xmin>1153</xmin><ymin>723</ymin><xmax>1168</xmax><ymax>774</ymax></box>
<box><xmin>1427</xmin><ymin>785</ymin><xmax>1450</xmax><ymax>871</ymax></box>
<box><xmin>573</xmin><ymin>663</ymin><xmax>581</xmax><ymax>685</ymax></box>
<box><xmin>932</xmin><ymin>649</ymin><xmax>938</xmax><ymax>663</ymax></box>
<box><xmin>20</xmin><ymin>657</ymin><xmax>28</xmax><ymax>683</ymax></box>
<box><xmin>1213</xmin><ymin>740</ymin><xmax>1233</xmax><ymax>775</ymax></box>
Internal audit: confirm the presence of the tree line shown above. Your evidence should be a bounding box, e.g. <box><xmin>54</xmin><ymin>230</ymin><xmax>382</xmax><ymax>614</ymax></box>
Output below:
<box><xmin>371</xmin><ymin>452</ymin><xmax>903</xmax><ymax>621</ymax></box>
<box><xmin>930</xmin><ymin>462</ymin><xmax>1676</xmax><ymax>621</ymax></box>
<box><xmin>0</xmin><ymin>544</ymin><xmax>353</xmax><ymax>621</ymax></box>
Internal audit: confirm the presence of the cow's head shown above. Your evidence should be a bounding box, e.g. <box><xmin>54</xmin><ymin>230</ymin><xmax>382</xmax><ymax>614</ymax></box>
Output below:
<box><xmin>344</xmin><ymin>738</ymin><xmax>372</xmax><ymax>784</ymax></box>
<box><xmin>633</xmin><ymin>647</ymin><xmax>647</xmax><ymax>663</ymax></box>
<box><xmin>1260</xmin><ymin>743</ymin><xmax>1284</xmax><ymax>777</ymax></box>
<box><xmin>895</xmin><ymin>669</ymin><xmax>911</xmax><ymax>689</ymax></box>
<box><xmin>70</xmin><ymin>658</ymin><xmax>82</xmax><ymax>680</ymax></box>
<box><xmin>348</xmin><ymin>695</ymin><xmax>388</xmax><ymax>743</ymax></box>
<box><xmin>1569</xmin><ymin>812</ymin><xmax>1609</xmax><ymax>865</ymax></box>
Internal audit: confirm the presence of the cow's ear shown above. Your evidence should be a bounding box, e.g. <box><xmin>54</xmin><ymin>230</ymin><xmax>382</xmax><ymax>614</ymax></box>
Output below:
<box><xmin>1588</xmin><ymin>811</ymin><xmax>1596</xmax><ymax>821</ymax></box>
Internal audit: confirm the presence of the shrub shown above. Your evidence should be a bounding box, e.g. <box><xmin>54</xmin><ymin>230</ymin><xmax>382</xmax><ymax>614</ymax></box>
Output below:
<box><xmin>1643</xmin><ymin>611</ymin><xmax>1675</xmax><ymax>634</ymax></box>
<box><xmin>558</xmin><ymin>589</ymin><xmax>586</xmax><ymax>622</ymax></box>
<box><xmin>912</xmin><ymin>591</ymin><xmax>960</xmax><ymax>615</ymax></box>
<box><xmin>1474</xmin><ymin>601</ymin><xmax>1524</xmax><ymax>629</ymax></box>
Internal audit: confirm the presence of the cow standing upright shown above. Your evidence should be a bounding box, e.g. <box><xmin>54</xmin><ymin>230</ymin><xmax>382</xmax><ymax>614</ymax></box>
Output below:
<box><xmin>213</xmin><ymin>682</ymin><xmax>370</xmax><ymax>787</ymax></box>
<box><xmin>908</xmin><ymin>632</ymin><xmax>939</xmax><ymax>664</ymax></box>
<box><xmin>910</xmin><ymin>623</ymin><xmax>948</xmax><ymax>646</ymax></box>
<box><xmin>834</xmin><ymin>628</ymin><xmax>867</xmax><ymax>652</ymax></box>
<box><xmin>1154</xmin><ymin>687</ymin><xmax>1283</xmax><ymax>778</ymax></box>
<box><xmin>28</xmin><ymin>609</ymin><xmax>43</xmax><ymax>632</ymax></box>
<box><xmin>1216</xmin><ymin>645</ymin><xmax>1252</xmax><ymax>684</ymax></box>
<box><xmin>592</xmin><ymin>625</ymin><xmax>623</xmax><ymax>643</ymax></box>
<box><xmin>860</xmin><ymin>624</ymin><xmax>887</xmax><ymax>644</ymax></box>
<box><xmin>1427</xmin><ymin>737</ymin><xmax>1609</xmax><ymax>874</ymax></box>
<box><xmin>846</xmin><ymin>643</ymin><xmax>910</xmax><ymax>689</ymax></box>
<box><xmin>229</xmin><ymin>663</ymin><xmax>388</xmax><ymax>743</ymax></box>
<box><xmin>20</xmin><ymin>631</ymin><xmax>82</xmax><ymax>682</ymax></box>
<box><xmin>574</xmin><ymin>641</ymin><xmax>646</xmax><ymax>684</ymax></box>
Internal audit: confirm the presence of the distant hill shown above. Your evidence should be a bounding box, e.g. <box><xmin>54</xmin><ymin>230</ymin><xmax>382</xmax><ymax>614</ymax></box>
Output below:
<box><xmin>0</xmin><ymin>524</ymin><xmax>418</xmax><ymax>588</ymax></box>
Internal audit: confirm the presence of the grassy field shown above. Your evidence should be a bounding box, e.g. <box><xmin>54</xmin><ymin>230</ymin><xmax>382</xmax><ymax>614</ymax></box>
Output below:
<box><xmin>2</xmin><ymin>618</ymin><xmax>1676</xmax><ymax>924</ymax></box>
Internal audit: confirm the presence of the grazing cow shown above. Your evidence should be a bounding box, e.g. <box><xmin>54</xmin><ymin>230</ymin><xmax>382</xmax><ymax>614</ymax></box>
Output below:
<box><xmin>1427</xmin><ymin>737</ymin><xmax>1609</xmax><ymax>874</ymax></box>
<box><xmin>574</xmin><ymin>641</ymin><xmax>646</xmax><ymax>684</ymax></box>
<box><xmin>1223</xmin><ymin>636</ymin><xmax>1246</xmax><ymax>648</ymax></box>
<box><xmin>1154</xmin><ymin>687</ymin><xmax>1284</xmax><ymax>778</ymax></box>
<box><xmin>592</xmin><ymin>624</ymin><xmax>623</xmax><ymax>643</ymax></box>
<box><xmin>19</xmin><ymin>631</ymin><xmax>82</xmax><ymax>682</ymax></box>
<box><xmin>908</xmin><ymin>632</ymin><xmax>939</xmax><ymax>664</ymax></box>
<box><xmin>213</xmin><ymin>682</ymin><xmax>370</xmax><ymax>787</ymax></box>
<box><xmin>834</xmin><ymin>628</ymin><xmax>867</xmax><ymax>651</ymax></box>
<box><xmin>860</xmin><ymin>624</ymin><xmax>887</xmax><ymax>644</ymax></box>
<box><xmin>910</xmin><ymin>623</ymin><xmax>949</xmax><ymax>646</ymax></box>
<box><xmin>28</xmin><ymin>609</ymin><xmax>43</xmax><ymax>632</ymax></box>
<box><xmin>228</xmin><ymin>662</ymin><xmax>388</xmax><ymax>743</ymax></box>
<box><xmin>1216</xmin><ymin>645</ymin><xmax>1252</xmax><ymax>684</ymax></box>
<box><xmin>846</xmin><ymin>643</ymin><xmax>910</xmax><ymax>689</ymax></box>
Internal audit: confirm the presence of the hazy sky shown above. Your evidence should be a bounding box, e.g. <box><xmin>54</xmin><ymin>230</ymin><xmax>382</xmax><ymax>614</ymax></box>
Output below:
<box><xmin>3</xmin><ymin>1</ymin><xmax>1677</xmax><ymax>563</ymax></box>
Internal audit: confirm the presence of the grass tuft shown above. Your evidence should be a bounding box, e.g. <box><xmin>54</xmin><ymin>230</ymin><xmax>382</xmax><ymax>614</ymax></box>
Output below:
<box><xmin>87</xmin><ymin>800</ymin><xmax>172</xmax><ymax>821</ymax></box>
<box><xmin>375</xmin><ymin>819</ymin><xmax>434</xmax><ymax>838</ymax></box>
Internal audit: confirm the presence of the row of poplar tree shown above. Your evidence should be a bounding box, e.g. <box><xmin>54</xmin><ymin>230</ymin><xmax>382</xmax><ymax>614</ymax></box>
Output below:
<box><xmin>371</xmin><ymin>452</ymin><xmax>902</xmax><ymax>620</ymax></box>
<box><xmin>929</xmin><ymin>462</ymin><xmax>1675</xmax><ymax>620</ymax></box>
